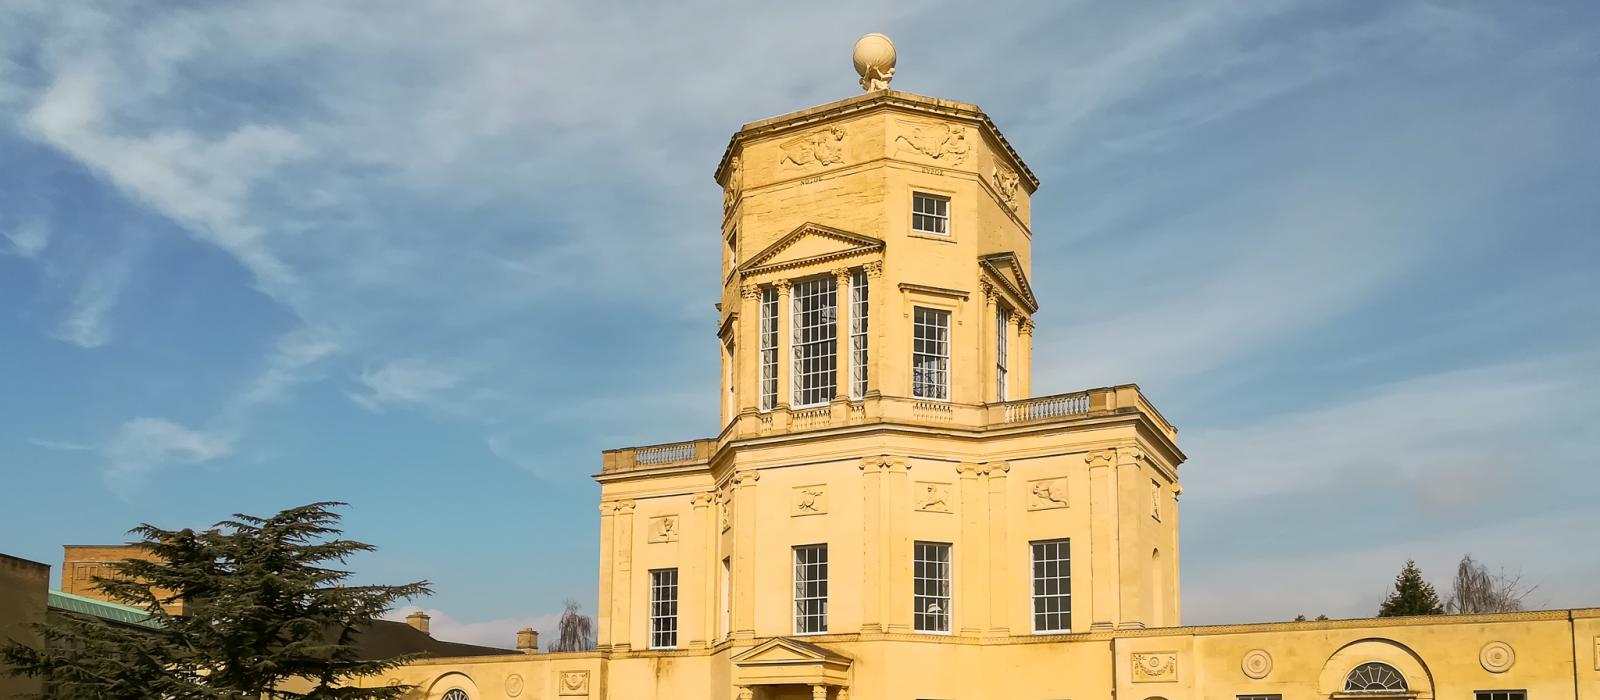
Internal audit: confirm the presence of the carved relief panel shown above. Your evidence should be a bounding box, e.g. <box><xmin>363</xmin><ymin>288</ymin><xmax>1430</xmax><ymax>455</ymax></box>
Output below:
<box><xmin>779</xmin><ymin>126</ymin><xmax>847</xmax><ymax>169</ymax></box>
<box><xmin>557</xmin><ymin>670</ymin><xmax>590</xmax><ymax>695</ymax></box>
<box><xmin>1131</xmin><ymin>652</ymin><xmax>1178</xmax><ymax>682</ymax></box>
<box><xmin>1027</xmin><ymin>478</ymin><xmax>1069</xmax><ymax>510</ymax></box>
<box><xmin>792</xmin><ymin>485</ymin><xmax>828</xmax><ymax>516</ymax></box>
<box><xmin>992</xmin><ymin>165</ymin><xmax>1021</xmax><ymax>211</ymax></box>
<box><xmin>893</xmin><ymin>120</ymin><xmax>970</xmax><ymax>165</ymax></box>
<box><xmin>647</xmin><ymin>515</ymin><xmax>679</xmax><ymax>543</ymax></box>
<box><xmin>915</xmin><ymin>482</ymin><xmax>952</xmax><ymax>513</ymax></box>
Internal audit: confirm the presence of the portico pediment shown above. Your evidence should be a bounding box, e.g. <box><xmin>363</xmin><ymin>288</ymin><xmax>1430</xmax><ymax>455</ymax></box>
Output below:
<box><xmin>742</xmin><ymin>223</ymin><xmax>884</xmax><ymax>277</ymax></box>
<box><xmin>980</xmin><ymin>252</ymin><xmax>1038</xmax><ymax>313</ymax></box>
<box><xmin>731</xmin><ymin>637</ymin><xmax>852</xmax><ymax>687</ymax></box>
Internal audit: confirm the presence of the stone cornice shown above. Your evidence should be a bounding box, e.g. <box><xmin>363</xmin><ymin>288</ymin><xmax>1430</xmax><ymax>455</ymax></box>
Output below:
<box><xmin>714</xmin><ymin>90</ymin><xmax>1039</xmax><ymax>192</ymax></box>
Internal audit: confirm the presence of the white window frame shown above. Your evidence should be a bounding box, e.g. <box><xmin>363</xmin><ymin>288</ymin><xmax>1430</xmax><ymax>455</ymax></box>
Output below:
<box><xmin>995</xmin><ymin>305</ymin><xmax>1009</xmax><ymax>402</ymax></box>
<box><xmin>1030</xmin><ymin>538</ymin><xmax>1071</xmax><ymax>633</ymax></box>
<box><xmin>793</xmin><ymin>543</ymin><xmax>829</xmax><ymax>635</ymax></box>
<box><xmin>759</xmin><ymin>287</ymin><xmax>778</xmax><ymax>411</ymax></box>
<box><xmin>849</xmin><ymin>269</ymin><xmax>869</xmax><ymax>400</ymax></box>
<box><xmin>913</xmin><ymin>541</ymin><xmax>952</xmax><ymax>634</ymax></box>
<box><xmin>1474</xmin><ymin>692</ymin><xmax>1526</xmax><ymax>700</ymax></box>
<box><xmin>912</xmin><ymin>306</ymin><xmax>951</xmax><ymax>401</ymax></box>
<box><xmin>649</xmin><ymin>568</ymin><xmax>678</xmax><ymax>649</ymax></box>
<box><xmin>912</xmin><ymin>192</ymin><xmax>950</xmax><ymax>235</ymax></box>
<box><xmin>791</xmin><ymin>277</ymin><xmax>838</xmax><ymax>408</ymax></box>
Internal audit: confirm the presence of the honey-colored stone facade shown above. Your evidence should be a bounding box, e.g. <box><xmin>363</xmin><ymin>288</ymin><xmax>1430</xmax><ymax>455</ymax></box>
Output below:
<box><xmin>370</xmin><ymin>85</ymin><xmax>1599</xmax><ymax>700</ymax></box>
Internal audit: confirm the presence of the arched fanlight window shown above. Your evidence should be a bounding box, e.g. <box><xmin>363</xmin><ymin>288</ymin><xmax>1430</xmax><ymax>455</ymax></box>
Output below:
<box><xmin>441</xmin><ymin>689</ymin><xmax>470</xmax><ymax>700</ymax></box>
<box><xmin>1343</xmin><ymin>662</ymin><xmax>1407</xmax><ymax>692</ymax></box>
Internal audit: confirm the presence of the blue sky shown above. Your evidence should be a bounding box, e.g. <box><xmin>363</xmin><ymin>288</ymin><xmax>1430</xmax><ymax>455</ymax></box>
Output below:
<box><xmin>2</xmin><ymin>1</ymin><xmax>1597</xmax><ymax>645</ymax></box>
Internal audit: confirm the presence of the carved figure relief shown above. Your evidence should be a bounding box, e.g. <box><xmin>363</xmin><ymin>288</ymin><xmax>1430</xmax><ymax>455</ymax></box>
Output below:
<box><xmin>719</xmin><ymin>493</ymin><xmax>732</xmax><ymax>532</ymax></box>
<box><xmin>780</xmin><ymin>126</ymin><xmax>847</xmax><ymax>169</ymax></box>
<box><xmin>1480</xmin><ymin>641</ymin><xmax>1515</xmax><ymax>673</ymax></box>
<box><xmin>723</xmin><ymin>155</ymin><xmax>742</xmax><ymax>212</ymax></box>
<box><xmin>792</xmin><ymin>485</ymin><xmax>828</xmax><ymax>516</ymax></box>
<box><xmin>894</xmin><ymin>122</ymin><xmax>969</xmax><ymax>165</ymax></box>
<box><xmin>558</xmin><ymin>670</ymin><xmax>590</xmax><ymax>695</ymax></box>
<box><xmin>648</xmin><ymin>515</ymin><xmax>678</xmax><ymax>543</ymax></box>
<box><xmin>992</xmin><ymin>165</ymin><xmax>1021</xmax><ymax>211</ymax></box>
<box><xmin>915</xmin><ymin>482</ymin><xmax>952</xmax><ymax>513</ymax></box>
<box><xmin>1131</xmin><ymin>652</ymin><xmax>1178</xmax><ymax>682</ymax></box>
<box><xmin>1241</xmin><ymin>649</ymin><xmax>1273</xmax><ymax>679</ymax></box>
<box><xmin>1027</xmin><ymin>478</ymin><xmax>1069</xmax><ymax>510</ymax></box>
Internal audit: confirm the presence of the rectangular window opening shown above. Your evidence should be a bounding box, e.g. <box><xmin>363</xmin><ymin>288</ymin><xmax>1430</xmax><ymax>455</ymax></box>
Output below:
<box><xmin>1474</xmin><ymin>692</ymin><xmax>1527</xmax><ymax>700</ymax></box>
<box><xmin>793</xmin><ymin>544</ymin><xmax>829</xmax><ymax>635</ymax></box>
<box><xmin>649</xmin><ymin>568</ymin><xmax>678</xmax><ymax>649</ymax></box>
<box><xmin>912</xmin><ymin>192</ymin><xmax>950</xmax><ymax>235</ymax></box>
<box><xmin>995</xmin><ymin>306</ymin><xmax>1009</xmax><ymax>402</ymax></box>
<box><xmin>850</xmin><ymin>269</ymin><xmax>869</xmax><ymax>400</ymax></box>
<box><xmin>912</xmin><ymin>307</ymin><xmax>951</xmax><ymax>400</ymax></box>
<box><xmin>792</xmin><ymin>277</ymin><xmax>838</xmax><ymax>408</ymax></box>
<box><xmin>913</xmin><ymin>541</ymin><xmax>952</xmax><ymax>633</ymax></box>
<box><xmin>1030</xmin><ymin>539</ymin><xmax>1071</xmax><ymax>633</ymax></box>
<box><xmin>759</xmin><ymin>287</ymin><xmax>778</xmax><ymax>411</ymax></box>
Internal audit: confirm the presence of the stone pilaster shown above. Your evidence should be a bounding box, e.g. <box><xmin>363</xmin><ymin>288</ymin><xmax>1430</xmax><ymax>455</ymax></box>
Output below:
<box><xmin>1087</xmin><ymin>450</ymin><xmax>1118</xmax><ymax>630</ymax></box>
<box><xmin>1117</xmin><ymin>447</ymin><xmax>1147</xmax><ymax>630</ymax></box>
<box><xmin>833</xmin><ymin>267</ymin><xmax>853</xmax><ymax>404</ymax></box>
<box><xmin>984</xmin><ymin>461</ymin><xmax>1010</xmax><ymax>636</ymax></box>
<box><xmin>858</xmin><ymin>455</ymin><xmax>888</xmax><ymax>632</ymax></box>
<box><xmin>862</xmin><ymin>261</ymin><xmax>885</xmax><ymax>401</ymax></box>
<box><xmin>732</xmin><ymin>470</ymin><xmax>760</xmax><ymax>639</ymax></box>
<box><xmin>774</xmin><ymin>280</ymin><xmax>793</xmax><ymax>413</ymax></box>
<box><xmin>885</xmin><ymin>456</ymin><xmax>912</xmax><ymax>633</ymax></box>
<box><xmin>957</xmin><ymin>462</ymin><xmax>987</xmax><ymax>636</ymax></box>
<box><xmin>738</xmin><ymin>284</ymin><xmax>762</xmax><ymax>416</ymax></box>
<box><xmin>596</xmin><ymin>501</ymin><xmax>616</xmax><ymax>649</ymax></box>
<box><xmin>1018</xmin><ymin>317</ymin><xmax>1034</xmax><ymax>399</ymax></box>
<box><xmin>611</xmin><ymin>499</ymin><xmax>636</xmax><ymax>650</ymax></box>
<box><xmin>690</xmin><ymin>492</ymin><xmax>716</xmax><ymax>647</ymax></box>
<box><xmin>980</xmin><ymin>281</ymin><xmax>998</xmax><ymax>403</ymax></box>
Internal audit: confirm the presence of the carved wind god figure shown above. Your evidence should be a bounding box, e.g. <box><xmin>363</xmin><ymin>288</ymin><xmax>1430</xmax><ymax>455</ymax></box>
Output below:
<box><xmin>780</xmin><ymin>126</ymin><xmax>848</xmax><ymax>169</ymax></box>
<box><xmin>992</xmin><ymin>165</ymin><xmax>1021</xmax><ymax>211</ymax></box>
<box><xmin>895</xmin><ymin>123</ymin><xmax>969</xmax><ymax>165</ymax></box>
<box><xmin>722</xmin><ymin>155</ymin><xmax>742</xmax><ymax>212</ymax></box>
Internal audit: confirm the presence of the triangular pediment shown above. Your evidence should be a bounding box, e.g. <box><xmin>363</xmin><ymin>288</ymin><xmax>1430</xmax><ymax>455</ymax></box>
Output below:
<box><xmin>981</xmin><ymin>252</ymin><xmax>1038</xmax><ymax>313</ymax></box>
<box><xmin>742</xmin><ymin>223</ymin><xmax>884</xmax><ymax>275</ymax></box>
<box><xmin>731</xmin><ymin>637</ymin><xmax>850</xmax><ymax>666</ymax></box>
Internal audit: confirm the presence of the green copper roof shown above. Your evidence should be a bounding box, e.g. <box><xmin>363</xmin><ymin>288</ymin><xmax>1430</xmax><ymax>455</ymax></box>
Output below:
<box><xmin>48</xmin><ymin>590</ymin><xmax>164</xmax><ymax>629</ymax></box>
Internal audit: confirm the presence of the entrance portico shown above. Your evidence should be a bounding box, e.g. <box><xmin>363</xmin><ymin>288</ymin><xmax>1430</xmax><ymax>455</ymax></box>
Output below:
<box><xmin>730</xmin><ymin>637</ymin><xmax>852</xmax><ymax>700</ymax></box>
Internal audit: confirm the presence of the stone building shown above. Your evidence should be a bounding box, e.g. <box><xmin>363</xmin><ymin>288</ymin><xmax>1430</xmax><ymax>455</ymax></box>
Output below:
<box><xmin>308</xmin><ymin>35</ymin><xmax>1600</xmax><ymax>700</ymax></box>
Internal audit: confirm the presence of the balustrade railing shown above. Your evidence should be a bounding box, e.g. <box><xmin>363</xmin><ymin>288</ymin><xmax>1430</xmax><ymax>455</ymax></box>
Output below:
<box><xmin>634</xmin><ymin>442</ymin><xmax>698</xmax><ymax>465</ymax></box>
<box><xmin>1002</xmin><ymin>392</ymin><xmax>1090</xmax><ymax>423</ymax></box>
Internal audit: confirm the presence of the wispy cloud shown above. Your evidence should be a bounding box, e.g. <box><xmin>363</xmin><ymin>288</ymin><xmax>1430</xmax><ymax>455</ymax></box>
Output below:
<box><xmin>48</xmin><ymin>230</ymin><xmax>147</xmax><ymax>348</ymax></box>
<box><xmin>347</xmin><ymin>358</ymin><xmax>461</xmax><ymax>414</ymax></box>
<box><xmin>102</xmin><ymin>417</ymin><xmax>233</xmax><ymax>487</ymax></box>
<box><xmin>28</xmin><ymin>437</ymin><xmax>94</xmax><ymax>451</ymax></box>
<box><xmin>2</xmin><ymin>217</ymin><xmax>51</xmax><ymax>258</ymax></box>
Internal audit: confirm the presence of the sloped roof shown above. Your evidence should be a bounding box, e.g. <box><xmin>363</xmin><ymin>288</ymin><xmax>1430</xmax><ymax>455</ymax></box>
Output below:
<box><xmin>48</xmin><ymin>589</ymin><xmax>162</xmax><ymax>629</ymax></box>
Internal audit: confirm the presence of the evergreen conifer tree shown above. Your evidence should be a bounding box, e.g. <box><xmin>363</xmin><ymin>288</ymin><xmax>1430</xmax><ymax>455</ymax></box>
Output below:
<box><xmin>2</xmin><ymin>502</ymin><xmax>430</xmax><ymax>699</ymax></box>
<box><xmin>1377</xmin><ymin>559</ymin><xmax>1445</xmax><ymax>617</ymax></box>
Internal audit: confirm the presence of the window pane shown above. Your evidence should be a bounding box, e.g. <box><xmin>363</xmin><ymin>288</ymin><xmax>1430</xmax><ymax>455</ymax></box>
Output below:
<box><xmin>759</xmin><ymin>287</ymin><xmax>778</xmax><ymax>410</ymax></box>
<box><xmin>1030</xmin><ymin>539</ymin><xmax>1070</xmax><ymax>633</ymax></box>
<box><xmin>649</xmin><ymin>568</ymin><xmax>678</xmax><ymax>649</ymax></box>
<box><xmin>912</xmin><ymin>193</ymin><xmax>950</xmax><ymax>235</ymax></box>
<box><xmin>794</xmin><ymin>544</ymin><xmax>829</xmax><ymax>634</ymax></box>
<box><xmin>792</xmin><ymin>277</ymin><xmax>838</xmax><ymax>408</ymax></box>
<box><xmin>914</xmin><ymin>541</ymin><xmax>952</xmax><ymax>633</ymax></box>
<box><xmin>912</xmin><ymin>307</ymin><xmax>950</xmax><ymax>399</ymax></box>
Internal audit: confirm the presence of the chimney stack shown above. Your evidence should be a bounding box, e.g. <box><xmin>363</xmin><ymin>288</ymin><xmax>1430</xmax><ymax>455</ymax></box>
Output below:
<box><xmin>405</xmin><ymin>611</ymin><xmax>431</xmax><ymax>636</ymax></box>
<box><xmin>516</xmin><ymin>627</ymin><xmax>540</xmax><ymax>654</ymax></box>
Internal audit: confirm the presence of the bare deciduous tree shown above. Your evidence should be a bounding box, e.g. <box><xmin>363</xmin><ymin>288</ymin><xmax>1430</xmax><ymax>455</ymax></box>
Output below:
<box><xmin>1446</xmin><ymin>554</ymin><xmax>1535</xmax><ymax>614</ymax></box>
<box><xmin>549</xmin><ymin>599</ymin><xmax>596</xmax><ymax>652</ymax></box>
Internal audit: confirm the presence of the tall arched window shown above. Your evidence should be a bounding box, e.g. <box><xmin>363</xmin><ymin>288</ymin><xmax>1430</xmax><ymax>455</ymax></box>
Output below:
<box><xmin>1343</xmin><ymin>662</ymin><xmax>1407</xmax><ymax>693</ymax></box>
